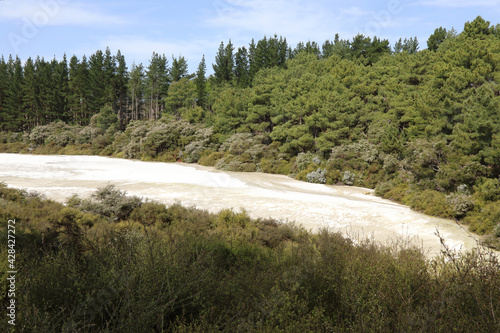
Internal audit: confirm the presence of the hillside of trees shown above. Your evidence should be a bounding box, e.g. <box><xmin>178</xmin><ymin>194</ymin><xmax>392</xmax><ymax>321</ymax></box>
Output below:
<box><xmin>0</xmin><ymin>16</ymin><xmax>500</xmax><ymax>246</ymax></box>
<box><xmin>0</xmin><ymin>183</ymin><xmax>499</xmax><ymax>331</ymax></box>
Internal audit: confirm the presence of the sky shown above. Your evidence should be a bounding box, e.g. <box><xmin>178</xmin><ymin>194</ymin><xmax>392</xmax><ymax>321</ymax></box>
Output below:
<box><xmin>0</xmin><ymin>0</ymin><xmax>499</xmax><ymax>73</ymax></box>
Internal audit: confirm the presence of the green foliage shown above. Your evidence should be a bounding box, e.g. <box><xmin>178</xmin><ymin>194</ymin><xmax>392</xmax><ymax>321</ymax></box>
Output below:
<box><xmin>198</xmin><ymin>151</ymin><xmax>224</xmax><ymax>166</ymax></box>
<box><xmin>463</xmin><ymin>16</ymin><xmax>494</xmax><ymax>38</ymax></box>
<box><xmin>2</xmin><ymin>185</ymin><xmax>499</xmax><ymax>332</ymax></box>
<box><xmin>408</xmin><ymin>190</ymin><xmax>453</xmax><ymax>218</ymax></box>
<box><xmin>464</xmin><ymin>201</ymin><xmax>500</xmax><ymax>234</ymax></box>
<box><xmin>306</xmin><ymin>167</ymin><xmax>326</xmax><ymax>184</ymax></box>
<box><xmin>213</xmin><ymin>40</ymin><xmax>234</xmax><ymax>83</ymax></box>
<box><xmin>69</xmin><ymin>184</ymin><xmax>142</xmax><ymax>222</ymax></box>
<box><xmin>4</xmin><ymin>15</ymin><xmax>500</xmax><ymax>238</ymax></box>
<box><xmin>95</xmin><ymin>104</ymin><xmax>118</xmax><ymax>131</ymax></box>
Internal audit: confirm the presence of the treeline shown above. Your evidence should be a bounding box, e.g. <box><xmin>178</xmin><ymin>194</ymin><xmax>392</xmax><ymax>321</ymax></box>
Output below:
<box><xmin>1</xmin><ymin>16</ymin><xmax>500</xmax><ymax>244</ymax></box>
<box><xmin>0</xmin><ymin>29</ymin><xmax>423</xmax><ymax>132</ymax></box>
<box><xmin>0</xmin><ymin>183</ymin><xmax>499</xmax><ymax>332</ymax></box>
<box><xmin>0</xmin><ymin>49</ymin><xmax>172</xmax><ymax>131</ymax></box>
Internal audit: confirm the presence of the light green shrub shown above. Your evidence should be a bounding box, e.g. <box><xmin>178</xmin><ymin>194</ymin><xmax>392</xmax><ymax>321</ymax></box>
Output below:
<box><xmin>306</xmin><ymin>168</ymin><xmax>326</xmax><ymax>184</ymax></box>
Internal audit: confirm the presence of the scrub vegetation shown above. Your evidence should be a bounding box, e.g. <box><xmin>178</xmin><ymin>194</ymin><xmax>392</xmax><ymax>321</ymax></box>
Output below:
<box><xmin>0</xmin><ymin>19</ymin><xmax>499</xmax><ymax>242</ymax></box>
<box><xmin>0</xmin><ymin>183</ymin><xmax>499</xmax><ymax>332</ymax></box>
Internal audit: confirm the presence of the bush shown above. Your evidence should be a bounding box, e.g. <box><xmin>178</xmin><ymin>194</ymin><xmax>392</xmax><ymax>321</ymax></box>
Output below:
<box><xmin>374</xmin><ymin>181</ymin><xmax>394</xmax><ymax>197</ymax></box>
<box><xmin>342</xmin><ymin>170</ymin><xmax>357</xmax><ymax>185</ymax></box>
<box><xmin>383</xmin><ymin>183</ymin><xmax>411</xmax><ymax>202</ymax></box>
<box><xmin>260</xmin><ymin>158</ymin><xmax>291</xmax><ymax>174</ymax></box>
<box><xmin>306</xmin><ymin>168</ymin><xmax>326</xmax><ymax>184</ymax></box>
<box><xmin>199</xmin><ymin>151</ymin><xmax>224</xmax><ymax>166</ymax></box>
<box><xmin>29</xmin><ymin>122</ymin><xmax>77</xmax><ymax>146</ymax></box>
<box><xmin>130</xmin><ymin>201</ymin><xmax>172</xmax><ymax>227</ymax></box>
<box><xmin>446</xmin><ymin>193</ymin><xmax>475</xmax><ymax>218</ymax></box>
<box><xmin>76</xmin><ymin>126</ymin><xmax>104</xmax><ymax>145</ymax></box>
<box><xmin>325</xmin><ymin>168</ymin><xmax>341</xmax><ymax>185</ymax></box>
<box><xmin>409</xmin><ymin>190</ymin><xmax>452</xmax><ymax>217</ymax></box>
<box><xmin>2</xmin><ymin>184</ymin><xmax>500</xmax><ymax>332</ymax></box>
<box><xmin>75</xmin><ymin>185</ymin><xmax>143</xmax><ymax>222</ymax></box>
<box><xmin>47</xmin><ymin>130</ymin><xmax>76</xmax><ymax>147</ymax></box>
<box><xmin>464</xmin><ymin>201</ymin><xmax>500</xmax><ymax>234</ymax></box>
<box><xmin>295</xmin><ymin>152</ymin><xmax>317</xmax><ymax>171</ymax></box>
<box><xmin>475</xmin><ymin>178</ymin><xmax>500</xmax><ymax>202</ymax></box>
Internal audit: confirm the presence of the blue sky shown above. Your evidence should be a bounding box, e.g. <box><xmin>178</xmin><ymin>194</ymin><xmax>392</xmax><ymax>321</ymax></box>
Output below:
<box><xmin>1</xmin><ymin>0</ymin><xmax>499</xmax><ymax>73</ymax></box>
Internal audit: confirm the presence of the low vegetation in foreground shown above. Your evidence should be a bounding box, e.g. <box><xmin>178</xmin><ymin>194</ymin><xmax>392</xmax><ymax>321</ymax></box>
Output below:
<box><xmin>1</xmin><ymin>183</ymin><xmax>499</xmax><ymax>332</ymax></box>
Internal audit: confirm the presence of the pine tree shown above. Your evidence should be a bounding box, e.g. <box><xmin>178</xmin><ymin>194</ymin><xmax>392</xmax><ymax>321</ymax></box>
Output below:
<box><xmin>21</xmin><ymin>57</ymin><xmax>39</xmax><ymax>129</ymax></box>
<box><xmin>128</xmin><ymin>62</ymin><xmax>144</xmax><ymax>121</ymax></box>
<box><xmin>51</xmin><ymin>56</ymin><xmax>70</xmax><ymax>122</ymax></box>
<box><xmin>213</xmin><ymin>40</ymin><xmax>234</xmax><ymax>83</ymax></box>
<box><xmin>277</xmin><ymin>36</ymin><xmax>288</xmax><ymax>68</ymax></box>
<box><xmin>403</xmin><ymin>37</ymin><xmax>419</xmax><ymax>54</ymax></box>
<box><xmin>427</xmin><ymin>27</ymin><xmax>448</xmax><ymax>51</ymax></box>
<box><xmin>393</xmin><ymin>38</ymin><xmax>404</xmax><ymax>53</ymax></box>
<box><xmin>103</xmin><ymin>47</ymin><xmax>117</xmax><ymax>108</ymax></box>
<box><xmin>322</xmin><ymin>39</ymin><xmax>335</xmax><ymax>58</ymax></box>
<box><xmin>234</xmin><ymin>47</ymin><xmax>249</xmax><ymax>87</ymax></box>
<box><xmin>463</xmin><ymin>16</ymin><xmax>492</xmax><ymax>38</ymax></box>
<box><xmin>171</xmin><ymin>55</ymin><xmax>188</xmax><ymax>82</ymax></box>
<box><xmin>145</xmin><ymin>52</ymin><xmax>169</xmax><ymax>119</ymax></box>
<box><xmin>36</xmin><ymin>58</ymin><xmax>55</xmax><ymax>123</ymax></box>
<box><xmin>225</xmin><ymin>40</ymin><xmax>234</xmax><ymax>81</ymax></box>
<box><xmin>88</xmin><ymin>50</ymin><xmax>106</xmax><ymax>114</ymax></box>
<box><xmin>248</xmin><ymin>38</ymin><xmax>258</xmax><ymax>82</ymax></box>
<box><xmin>0</xmin><ymin>57</ymin><xmax>10</xmax><ymax>131</ymax></box>
<box><xmin>114</xmin><ymin>50</ymin><xmax>128</xmax><ymax>129</ymax></box>
<box><xmin>69</xmin><ymin>55</ymin><xmax>91</xmax><ymax>125</ymax></box>
<box><xmin>195</xmin><ymin>55</ymin><xmax>207</xmax><ymax>109</ymax></box>
<box><xmin>6</xmin><ymin>56</ymin><xmax>24</xmax><ymax>131</ymax></box>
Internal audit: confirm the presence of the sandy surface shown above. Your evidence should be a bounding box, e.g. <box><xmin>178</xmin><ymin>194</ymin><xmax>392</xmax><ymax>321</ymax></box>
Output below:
<box><xmin>0</xmin><ymin>153</ymin><xmax>481</xmax><ymax>257</ymax></box>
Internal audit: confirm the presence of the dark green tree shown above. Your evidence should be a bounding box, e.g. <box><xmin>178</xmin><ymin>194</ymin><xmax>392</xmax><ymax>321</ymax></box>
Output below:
<box><xmin>427</xmin><ymin>27</ymin><xmax>448</xmax><ymax>51</ymax></box>
<box><xmin>114</xmin><ymin>50</ymin><xmax>128</xmax><ymax>129</ymax></box>
<box><xmin>6</xmin><ymin>56</ymin><xmax>24</xmax><ymax>131</ymax></box>
<box><xmin>171</xmin><ymin>55</ymin><xmax>189</xmax><ymax>82</ymax></box>
<box><xmin>51</xmin><ymin>56</ymin><xmax>70</xmax><ymax>122</ymax></box>
<box><xmin>213</xmin><ymin>40</ymin><xmax>234</xmax><ymax>83</ymax></box>
<box><xmin>103</xmin><ymin>47</ymin><xmax>117</xmax><ymax>107</ymax></box>
<box><xmin>463</xmin><ymin>16</ymin><xmax>492</xmax><ymax>38</ymax></box>
<box><xmin>21</xmin><ymin>57</ymin><xmax>39</xmax><ymax>129</ymax></box>
<box><xmin>0</xmin><ymin>57</ymin><xmax>10</xmax><ymax>131</ymax></box>
<box><xmin>395</xmin><ymin>37</ymin><xmax>419</xmax><ymax>54</ymax></box>
<box><xmin>128</xmin><ymin>62</ymin><xmax>144</xmax><ymax>120</ymax></box>
<box><xmin>195</xmin><ymin>55</ymin><xmax>207</xmax><ymax>109</ymax></box>
<box><xmin>145</xmin><ymin>52</ymin><xmax>169</xmax><ymax>119</ymax></box>
<box><xmin>88</xmin><ymin>50</ymin><xmax>107</xmax><ymax>113</ymax></box>
<box><xmin>96</xmin><ymin>104</ymin><xmax>118</xmax><ymax>131</ymax></box>
<box><xmin>68</xmin><ymin>55</ymin><xmax>91</xmax><ymax>125</ymax></box>
<box><xmin>234</xmin><ymin>47</ymin><xmax>249</xmax><ymax>87</ymax></box>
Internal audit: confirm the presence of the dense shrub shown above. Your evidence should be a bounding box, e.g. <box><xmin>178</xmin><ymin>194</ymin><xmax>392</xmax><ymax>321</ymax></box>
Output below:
<box><xmin>409</xmin><ymin>190</ymin><xmax>453</xmax><ymax>218</ymax></box>
<box><xmin>374</xmin><ymin>181</ymin><xmax>394</xmax><ymax>197</ymax></box>
<box><xmin>0</xmin><ymin>185</ymin><xmax>499</xmax><ymax>332</ymax></box>
<box><xmin>68</xmin><ymin>185</ymin><xmax>143</xmax><ymax>222</ymax></box>
<box><xmin>306</xmin><ymin>167</ymin><xmax>326</xmax><ymax>184</ymax></box>
<box><xmin>342</xmin><ymin>170</ymin><xmax>357</xmax><ymax>185</ymax></box>
<box><xmin>464</xmin><ymin>201</ymin><xmax>500</xmax><ymax>234</ymax></box>
<box><xmin>295</xmin><ymin>151</ymin><xmax>318</xmax><ymax>171</ymax></box>
<box><xmin>446</xmin><ymin>192</ymin><xmax>475</xmax><ymax>218</ymax></box>
<box><xmin>29</xmin><ymin>122</ymin><xmax>78</xmax><ymax>146</ymax></box>
<box><xmin>198</xmin><ymin>151</ymin><xmax>224</xmax><ymax>166</ymax></box>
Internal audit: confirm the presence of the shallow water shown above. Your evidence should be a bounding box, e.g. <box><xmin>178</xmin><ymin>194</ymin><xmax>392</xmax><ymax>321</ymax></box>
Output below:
<box><xmin>0</xmin><ymin>153</ymin><xmax>480</xmax><ymax>257</ymax></box>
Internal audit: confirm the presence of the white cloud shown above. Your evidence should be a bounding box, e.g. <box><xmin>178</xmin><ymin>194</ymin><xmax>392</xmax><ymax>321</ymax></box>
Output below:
<box><xmin>207</xmin><ymin>0</ymin><xmax>343</xmax><ymax>44</ymax></box>
<box><xmin>93</xmin><ymin>35</ymin><xmax>214</xmax><ymax>70</ymax></box>
<box><xmin>204</xmin><ymin>0</ymin><xmax>412</xmax><ymax>46</ymax></box>
<box><xmin>0</xmin><ymin>0</ymin><xmax>125</xmax><ymax>26</ymax></box>
<box><xmin>418</xmin><ymin>0</ymin><xmax>500</xmax><ymax>7</ymax></box>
